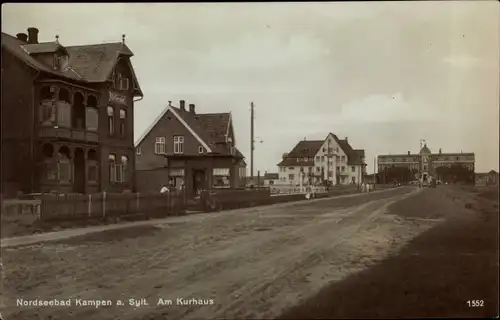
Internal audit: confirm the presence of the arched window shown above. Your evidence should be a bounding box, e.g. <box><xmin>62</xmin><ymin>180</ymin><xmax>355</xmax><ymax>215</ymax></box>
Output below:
<box><xmin>40</xmin><ymin>86</ymin><xmax>56</xmax><ymax>126</ymax></box>
<box><xmin>57</xmin><ymin>88</ymin><xmax>71</xmax><ymax>128</ymax></box>
<box><xmin>42</xmin><ymin>143</ymin><xmax>57</xmax><ymax>181</ymax></box>
<box><xmin>107</xmin><ymin>106</ymin><xmax>114</xmax><ymax>136</ymax></box>
<box><xmin>118</xmin><ymin>155</ymin><xmax>129</xmax><ymax>183</ymax></box>
<box><xmin>57</xmin><ymin>146</ymin><xmax>72</xmax><ymax>183</ymax></box>
<box><xmin>86</xmin><ymin>95</ymin><xmax>98</xmax><ymax>131</ymax></box>
<box><xmin>88</xmin><ymin>149</ymin><xmax>99</xmax><ymax>183</ymax></box>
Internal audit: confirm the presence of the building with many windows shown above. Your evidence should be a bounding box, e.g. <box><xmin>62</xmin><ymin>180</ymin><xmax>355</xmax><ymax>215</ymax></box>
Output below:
<box><xmin>377</xmin><ymin>143</ymin><xmax>475</xmax><ymax>184</ymax></box>
<box><xmin>134</xmin><ymin>100</ymin><xmax>247</xmax><ymax>197</ymax></box>
<box><xmin>277</xmin><ymin>133</ymin><xmax>366</xmax><ymax>186</ymax></box>
<box><xmin>1</xmin><ymin>28</ymin><xmax>142</xmax><ymax>196</ymax></box>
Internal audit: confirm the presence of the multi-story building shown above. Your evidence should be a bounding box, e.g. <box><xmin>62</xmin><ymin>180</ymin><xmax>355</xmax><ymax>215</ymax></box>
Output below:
<box><xmin>377</xmin><ymin>143</ymin><xmax>475</xmax><ymax>184</ymax></box>
<box><xmin>1</xmin><ymin>28</ymin><xmax>143</xmax><ymax>196</ymax></box>
<box><xmin>277</xmin><ymin>133</ymin><xmax>366</xmax><ymax>186</ymax></box>
<box><xmin>134</xmin><ymin>100</ymin><xmax>247</xmax><ymax>198</ymax></box>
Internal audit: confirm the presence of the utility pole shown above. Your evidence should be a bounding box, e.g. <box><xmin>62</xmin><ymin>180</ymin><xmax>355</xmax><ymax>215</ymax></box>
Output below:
<box><xmin>250</xmin><ymin>102</ymin><xmax>255</xmax><ymax>179</ymax></box>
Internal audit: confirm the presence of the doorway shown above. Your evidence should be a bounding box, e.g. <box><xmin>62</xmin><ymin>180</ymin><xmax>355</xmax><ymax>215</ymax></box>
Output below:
<box><xmin>192</xmin><ymin>169</ymin><xmax>206</xmax><ymax>196</ymax></box>
<box><xmin>74</xmin><ymin>148</ymin><xmax>86</xmax><ymax>193</ymax></box>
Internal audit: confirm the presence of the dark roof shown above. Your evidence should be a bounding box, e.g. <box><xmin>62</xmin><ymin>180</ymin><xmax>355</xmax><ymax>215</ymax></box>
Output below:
<box><xmin>488</xmin><ymin>170</ymin><xmax>498</xmax><ymax>174</ymax></box>
<box><xmin>264</xmin><ymin>173</ymin><xmax>279</xmax><ymax>180</ymax></box>
<box><xmin>287</xmin><ymin>140</ymin><xmax>323</xmax><ymax>158</ymax></box>
<box><xmin>354</xmin><ymin>149</ymin><xmax>365</xmax><ymax>158</ymax></box>
<box><xmin>1</xmin><ymin>32</ymin><xmax>142</xmax><ymax>95</ymax></box>
<box><xmin>195</xmin><ymin>113</ymin><xmax>231</xmax><ymax>143</ymax></box>
<box><xmin>338</xmin><ymin>139</ymin><xmax>365</xmax><ymax>165</ymax></box>
<box><xmin>23</xmin><ymin>42</ymin><xmax>66</xmax><ymax>54</ymax></box>
<box><xmin>420</xmin><ymin>144</ymin><xmax>431</xmax><ymax>154</ymax></box>
<box><xmin>277</xmin><ymin>158</ymin><xmax>314</xmax><ymax>167</ymax></box>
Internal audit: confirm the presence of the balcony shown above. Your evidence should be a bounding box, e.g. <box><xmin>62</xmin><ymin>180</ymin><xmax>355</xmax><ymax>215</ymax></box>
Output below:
<box><xmin>39</xmin><ymin>126</ymin><xmax>99</xmax><ymax>143</ymax></box>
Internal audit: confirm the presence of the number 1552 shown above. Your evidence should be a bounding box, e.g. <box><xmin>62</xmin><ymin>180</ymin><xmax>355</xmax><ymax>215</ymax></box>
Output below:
<box><xmin>466</xmin><ymin>300</ymin><xmax>484</xmax><ymax>307</ymax></box>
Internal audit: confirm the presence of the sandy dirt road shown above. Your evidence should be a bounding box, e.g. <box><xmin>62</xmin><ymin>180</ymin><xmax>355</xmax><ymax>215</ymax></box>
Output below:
<box><xmin>2</xmin><ymin>186</ymin><xmax>441</xmax><ymax>320</ymax></box>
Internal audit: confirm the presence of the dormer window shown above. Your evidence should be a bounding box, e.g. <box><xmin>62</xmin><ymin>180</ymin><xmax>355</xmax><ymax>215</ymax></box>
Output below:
<box><xmin>120</xmin><ymin>78</ymin><xmax>130</xmax><ymax>91</ymax></box>
<box><xmin>58</xmin><ymin>55</ymin><xmax>69</xmax><ymax>71</ymax></box>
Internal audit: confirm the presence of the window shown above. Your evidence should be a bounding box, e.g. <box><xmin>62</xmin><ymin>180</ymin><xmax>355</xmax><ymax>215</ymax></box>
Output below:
<box><xmin>322</xmin><ymin>148</ymin><xmax>326</xmax><ymax>152</ymax></box>
<box><xmin>328</xmin><ymin>148</ymin><xmax>333</xmax><ymax>154</ymax></box>
<box><xmin>230</xmin><ymin>146</ymin><xmax>235</xmax><ymax>155</ymax></box>
<box><xmin>40</xmin><ymin>101</ymin><xmax>56</xmax><ymax>126</ymax></box>
<box><xmin>352</xmin><ymin>177</ymin><xmax>356</xmax><ymax>184</ymax></box>
<box><xmin>107</xmin><ymin>106</ymin><xmax>114</xmax><ymax>136</ymax></box>
<box><xmin>341</xmin><ymin>156</ymin><xmax>346</xmax><ymax>164</ymax></box>
<box><xmin>288</xmin><ymin>174</ymin><xmax>295</xmax><ymax>181</ymax></box>
<box><xmin>116</xmin><ymin>155</ymin><xmax>128</xmax><ymax>183</ymax></box>
<box><xmin>303</xmin><ymin>157</ymin><xmax>308</xmax><ymax>162</ymax></box>
<box><xmin>136</xmin><ymin>147</ymin><xmax>141</xmax><ymax>156</ymax></box>
<box><xmin>56</xmin><ymin>101</ymin><xmax>71</xmax><ymax>127</ymax></box>
<box><xmin>45</xmin><ymin>161</ymin><xmax>57</xmax><ymax>181</ymax></box>
<box><xmin>321</xmin><ymin>156</ymin><xmax>325</xmax><ymax>162</ymax></box>
<box><xmin>155</xmin><ymin>137</ymin><xmax>166</xmax><ymax>154</ymax></box>
<box><xmin>109</xmin><ymin>154</ymin><xmax>117</xmax><ymax>182</ymax></box>
<box><xmin>86</xmin><ymin>107</ymin><xmax>98</xmax><ymax>131</ymax></box>
<box><xmin>315</xmin><ymin>156</ymin><xmax>320</xmax><ymax>162</ymax></box>
<box><xmin>121</xmin><ymin>77</ymin><xmax>130</xmax><ymax>91</ymax></box>
<box><xmin>341</xmin><ymin>166</ymin><xmax>345</xmax><ymax>172</ymax></box>
<box><xmin>328</xmin><ymin>171</ymin><xmax>333</xmax><ymax>177</ymax></box>
<box><xmin>351</xmin><ymin>166</ymin><xmax>355</xmax><ymax>172</ymax></box>
<box><xmin>119</xmin><ymin>109</ymin><xmax>126</xmax><ymax>138</ymax></box>
<box><xmin>316</xmin><ymin>167</ymin><xmax>321</xmax><ymax>172</ymax></box>
<box><xmin>288</xmin><ymin>167</ymin><xmax>295</xmax><ymax>170</ymax></box>
<box><xmin>198</xmin><ymin>145</ymin><xmax>204</xmax><ymax>154</ymax></box>
<box><xmin>213</xmin><ymin>168</ymin><xmax>230</xmax><ymax>188</ymax></box>
<box><xmin>58</xmin><ymin>159</ymin><xmax>71</xmax><ymax>183</ymax></box>
<box><xmin>173</xmin><ymin>136</ymin><xmax>184</xmax><ymax>154</ymax></box>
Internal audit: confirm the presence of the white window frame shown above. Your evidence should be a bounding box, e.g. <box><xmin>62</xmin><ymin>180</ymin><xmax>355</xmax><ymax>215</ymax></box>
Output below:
<box><xmin>198</xmin><ymin>145</ymin><xmax>204</xmax><ymax>154</ymax></box>
<box><xmin>155</xmin><ymin>137</ymin><xmax>166</xmax><ymax>154</ymax></box>
<box><xmin>173</xmin><ymin>135</ymin><xmax>184</xmax><ymax>154</ymax></box>
<box><xmin>136</xmin><ymin>147</ymin><xmax>141</xmax><ymax>155</ymax></box>
<box><xmin>230</xmin><ymin>146</ymin><xmax>235</xmax><ymax>155</ymax></box>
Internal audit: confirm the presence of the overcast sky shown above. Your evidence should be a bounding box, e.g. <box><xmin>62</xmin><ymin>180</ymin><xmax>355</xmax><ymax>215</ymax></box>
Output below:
<box><xmin>3</xmin><ymin>2</ymin><xmax>499</xmax><ymax>173</ymax></box>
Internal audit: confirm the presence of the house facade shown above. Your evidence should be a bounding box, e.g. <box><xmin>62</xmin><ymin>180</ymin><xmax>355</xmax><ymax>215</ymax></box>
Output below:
<box><xmin>135</xmin><ymin>100</ymin><xmax>247</xmax><ymax>198</ymax></box>
<box><xmin>377</xmin><ymin>143</ymin><xmax>475</xmax><ymax>184</ymax></box>
<box><xmin>277</xmin><ymin>133</ymin><xmax>366</xmax><ymax>186</ymax></box>
<box><xmin>1</xmin><ymin>28</ymin><xmax>143</xmax><ymax>197</ymax></box>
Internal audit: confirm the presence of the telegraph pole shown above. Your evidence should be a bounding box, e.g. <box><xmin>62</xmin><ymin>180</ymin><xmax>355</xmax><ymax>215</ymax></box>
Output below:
<box><xmin>250</xmin><ymin>102</ymin><xmax>255</xmax><ymax>179</ymax></box>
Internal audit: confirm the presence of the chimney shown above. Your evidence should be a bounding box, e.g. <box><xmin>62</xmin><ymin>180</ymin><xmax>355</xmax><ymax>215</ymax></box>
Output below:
<box><xmin>27</xmin><ymin>27</ymin><xmax>39</xmax><ymax>44</ymax></box>
<box><xmin>189</xmin><ymin>103</ymin><xmax>195</xmax><ymax>114</ymax></box>
<box><xmin>439</xmin><ymin>148</ymin><xmax>442</xmax><ymax>154</ymax></box>
<box><xmin>345</xmin><ymin>137</ymin><xmax>348</xmax><ymax>142</ymax></box>
<box><xmin>16</xmin><ymin>33</ymin><xmax>28</xmax><ymax>42</ymax></box>
<box><xmin>408</xmin><ymin>151</ymin><xmax>410</xmax><ymax>155</ymax></box>
<box><xmin>179</xmin><ymin>100</ymin><xmax>186</xmax><ymax>111</ymax></box>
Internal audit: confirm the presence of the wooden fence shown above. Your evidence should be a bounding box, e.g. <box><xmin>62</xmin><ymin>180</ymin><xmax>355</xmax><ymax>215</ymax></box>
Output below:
<box><xmin>39</xmin><ymin>192</ymin><xmax>185</xmax><ymax>222</ymax></box>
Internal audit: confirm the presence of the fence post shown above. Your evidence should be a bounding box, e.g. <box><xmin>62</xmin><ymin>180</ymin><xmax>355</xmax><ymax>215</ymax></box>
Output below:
<box><xmin>88</xmin><ymin>194</ymin><xmax>92</xmax><ymax>218</ymax></box>
<box><xmin>102</xmin><ymin>191</ymin><xmax>107</xmax><ymax>219</ymax></box>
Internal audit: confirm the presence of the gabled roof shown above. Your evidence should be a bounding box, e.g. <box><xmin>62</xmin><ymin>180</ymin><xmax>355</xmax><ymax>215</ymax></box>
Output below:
<box><xmin>287</xmin><ymin>140</ymin><xmax>324</xmax><ymax>158</ymax></box>
<box><xmin>135</xmin><ymin>103</ymin><xmax>245</xmax><ymax>158</ymax></box>
<box><xmin>1</xmin><ymin>32</ymin><xmax>142</xmax><ymax>96</ymax></box>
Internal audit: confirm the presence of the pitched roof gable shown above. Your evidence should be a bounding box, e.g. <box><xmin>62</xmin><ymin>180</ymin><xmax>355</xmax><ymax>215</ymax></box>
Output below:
<box><xmin>135</xmin><ymin>103</ymin><xmax>245</xmax><ymax>158</ymax></box>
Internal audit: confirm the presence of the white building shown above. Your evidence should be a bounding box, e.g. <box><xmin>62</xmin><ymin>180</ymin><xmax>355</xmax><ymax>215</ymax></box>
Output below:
<box><xmin>277</xmin><ymin>133</ymin><xmax>366</xmax><ymax>186</ymax></box>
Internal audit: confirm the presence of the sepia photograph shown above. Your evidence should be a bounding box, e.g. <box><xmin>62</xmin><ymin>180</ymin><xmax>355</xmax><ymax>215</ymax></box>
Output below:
<box><xmin>1</xmin><ymin>2</ymin><xmax>499</xmax><ymax>320</ymax></box>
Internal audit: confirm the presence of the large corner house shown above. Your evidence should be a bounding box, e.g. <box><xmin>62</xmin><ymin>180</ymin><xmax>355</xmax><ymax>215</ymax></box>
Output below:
<box><xmin>278</xmin><ymin>133</ymin><xmax>367</xmax><ymax>186</ymax></box>
<box><xmin>135</xmin><ymin>100</ymin><xmax>247</xmax><ymax>198</ymax></box>
<box><xmin>1</xmin><ymin>28</ymin><xmax>143</xmax><ymax>197</ymax></box>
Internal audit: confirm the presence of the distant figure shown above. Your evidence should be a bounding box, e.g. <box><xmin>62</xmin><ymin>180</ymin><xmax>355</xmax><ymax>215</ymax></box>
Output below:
<box><xmin>361</xmin><ymin>183</ymin><xmax>366</xmax><ymax>193</ymax></box>
<box><xmin>160</xmin><ymin>186</ymin><xmax>169</xmax><ymax>194</ymax></box>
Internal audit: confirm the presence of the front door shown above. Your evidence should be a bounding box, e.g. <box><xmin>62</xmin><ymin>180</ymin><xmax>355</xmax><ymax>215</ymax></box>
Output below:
<box><xmin>192</xmin><ymin>169</ymin><xmax>206</xmax><ymax>196</ymax></box>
